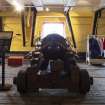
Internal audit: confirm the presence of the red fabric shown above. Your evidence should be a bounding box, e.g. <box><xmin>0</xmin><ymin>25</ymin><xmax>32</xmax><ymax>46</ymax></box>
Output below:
<box><xmin>8</xmin><ymin>56</ymin><xmax>23</xmax><ymax>67</ymax></box>
<box><xmin>102</xmin><ymin>38</ymin><xmax>105</xmax><ymax>50</ymax></box>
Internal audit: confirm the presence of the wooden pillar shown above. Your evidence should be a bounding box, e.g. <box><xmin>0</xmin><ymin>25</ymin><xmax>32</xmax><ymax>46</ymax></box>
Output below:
<box><xmin>65</xmin><ymin>9</ymin><xmax>76</xmax><ymax>48</ymax></box>
<box><xmin>0</xmin><ymin>17</ymin><xmax>3</xmax><ymax>31</ymax></box>
<box><xmin>92</xmin><ymin>11</ymin><xmax>98</xmax><ymax>35</ymax></box>
<box><xmin>21</xmin><ymin>12</ymin><xmax>26</xmax><ymax>46</ymax></box>
<box><xmin>30</xmin><ymin>7</ymin><xmax>37</xmax><ymax>47</ymax></box>
<box><xmin>92</xmin><ymin>8</ymin><xmax>105</xmax><ymax>35</ymax></box>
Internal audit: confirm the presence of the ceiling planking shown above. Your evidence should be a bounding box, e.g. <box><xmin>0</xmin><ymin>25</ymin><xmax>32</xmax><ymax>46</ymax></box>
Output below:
<box><xmin>0</xmin><ymin>0</ymin><xmax>11</xmax><ymax>11</ymax></box>
<box><xmin>0</xmin><ymin>0</ymin><xmax>105</xmax><ymax>12</ymax></box>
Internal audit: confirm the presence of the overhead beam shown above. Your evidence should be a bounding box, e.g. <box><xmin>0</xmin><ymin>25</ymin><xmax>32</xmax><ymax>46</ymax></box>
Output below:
<box><xmin>0</xmin><ymin>11</ymin><xmax>21</xmax><ymax>17</ymax></box>
<box><xmin>65</xmin><ymin>8</ymin><xmax>76</xmax><ymax>48</ymax></box>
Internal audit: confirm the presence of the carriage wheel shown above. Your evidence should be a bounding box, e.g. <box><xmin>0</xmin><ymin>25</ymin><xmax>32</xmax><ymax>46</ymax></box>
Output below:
<box><xmin>79</xmin><ymin>70</ymin><xmax>91</xmax><ymax>94</ymax></box>
<box><xmin>68</xmin><ymin>65</ymin><xmax>80</xmax><ymax>92</ymax></box>
<box><xmin>16</xmin><ymin>70</ymin><xmax>27</xmax><ymax>94</ymax></box>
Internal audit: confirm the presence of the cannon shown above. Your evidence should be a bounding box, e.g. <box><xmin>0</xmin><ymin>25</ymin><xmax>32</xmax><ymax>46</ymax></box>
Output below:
<box><xmin>13</xmin><ymin>34</ymin><xmax>93</xmax><ymax>94</ymax></box>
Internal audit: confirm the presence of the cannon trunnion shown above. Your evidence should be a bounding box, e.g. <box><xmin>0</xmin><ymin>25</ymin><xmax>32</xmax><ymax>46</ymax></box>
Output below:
<box><xmin>13</xmin><ymin>34</ymin><xmax>93</xmax><ymax>94</ymax></box>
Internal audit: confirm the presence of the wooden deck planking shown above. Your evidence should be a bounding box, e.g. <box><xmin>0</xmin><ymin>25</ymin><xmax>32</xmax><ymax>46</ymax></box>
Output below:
<box><xmin>0</xmin><ymin>63</ymin><xmax>105</xmax><ymax>105</ymax></box>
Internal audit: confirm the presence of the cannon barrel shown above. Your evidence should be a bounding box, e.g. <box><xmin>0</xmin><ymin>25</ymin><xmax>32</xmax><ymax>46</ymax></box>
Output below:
<box><xmin>41</xmin><ymin>34</ymin><xmax>69</xmax><ymax>59</ymax></box>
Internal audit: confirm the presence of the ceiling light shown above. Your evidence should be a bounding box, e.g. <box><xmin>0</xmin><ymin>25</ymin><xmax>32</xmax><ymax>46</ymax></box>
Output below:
<box><xmin>45</xmin><ymin>7</ymin><xmax>50</xmax><ymax>12</ymax></box>
<box><xmin>77</xmin><ymin>0</ymin><xmax>90</xmax><ymax>6</ymax></box>
<box><xmin>36</xmin><ymin>7</ymin><xmax>44</xmax><ymax>11</ymax></box>
<box><xmin>12</xmin><ymin>0</ymin><xmax>24</xmax><ymax>12</ymax></box>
